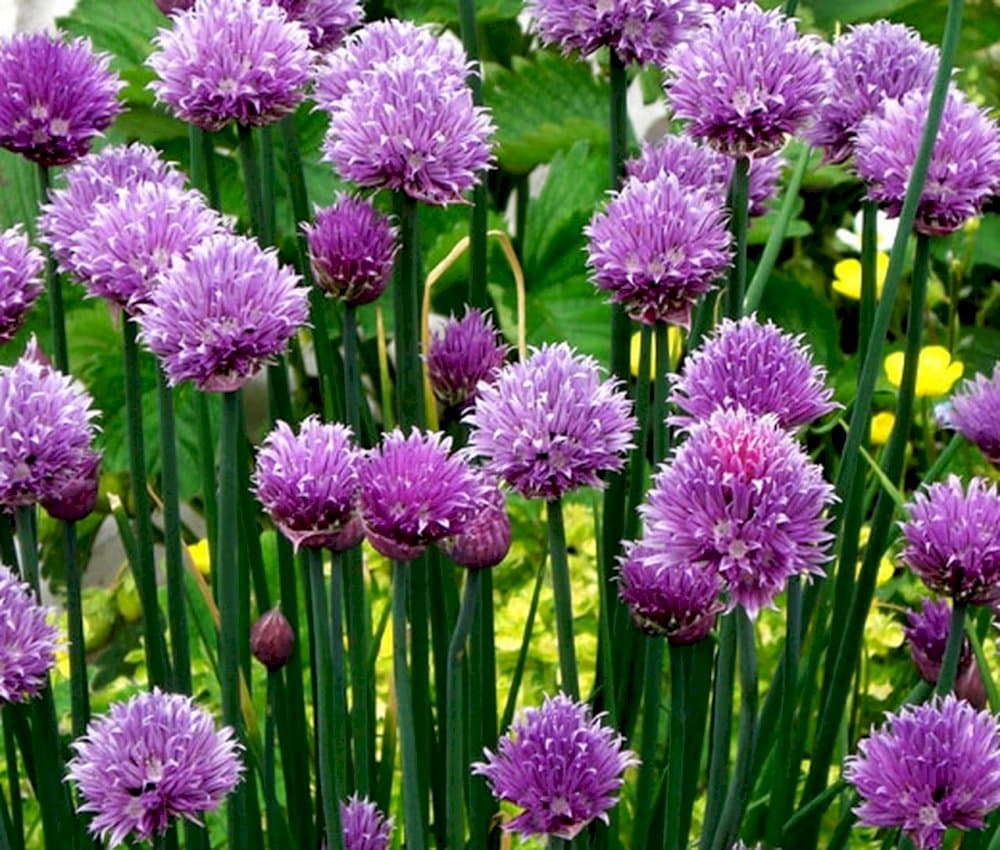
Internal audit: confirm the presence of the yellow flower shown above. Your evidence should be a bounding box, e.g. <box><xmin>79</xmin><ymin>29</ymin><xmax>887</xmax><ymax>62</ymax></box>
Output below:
<box><xmin>869</xmin><ymin>411</ymin><xmax>895</xmax><ymax>446</ymax></box>
<box><xmin>630</xmin><ymin>328</ymin><xmax>683</xmax><ymax>377</ymax></box>
<box><xmin>832</xmin><ymin>253</ymin><xmax>889</xmax><ymax>300</ymax></box>
<box><xmin>187</xmin><ymin>539</ymin><xmax>212</xmax><ymax>575</ymax></box>
<box><xmin>883</xmin><ymin>346</ymin><xmax>964</xmax><ymax>397</ymax></box>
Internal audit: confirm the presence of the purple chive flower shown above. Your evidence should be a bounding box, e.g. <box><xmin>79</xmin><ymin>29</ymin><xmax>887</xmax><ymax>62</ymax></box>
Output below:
<box><xmin>268</xmin><ymin>0</ymin><xmax>364</xmax><ymax>52</ymax></box>
<box><xmin>642</xmin><ymin>406</ymin><xmax>834</xmax><ymax>616</ymax></box>
<box><xmin>0</xmin><ymin>563</ymin><xmax>59</xmax><ymax>704</ymax></box>
<box><xmin>304</xmin><ymin>194</ymin><xmax>398</xmax><ymax>306</ymax></box>
<box><xmin>426</xmin><ymin>308</ymin><xmax>510</xmax><ymax>408</ymax></box>
<box><xmin>250</xmin><ymin>607</ymin><xmax>295</xmax><ymax>671</ymax></box>
<box><xmin>666</xmin><ymin>3</ymin><xmax>828</xmax><ymax>158</ymax></box>
<box><xmin>626</xmin><ymin>135</ymin><xmax>785</xmax><ymax>217</ymax></box>
<box><xmin>0</xmin><ymin>32</ymin><xmax>123</xmax><ymax>166</ymax></box>
<box><xmin>670</xmin><ymin>314</ymin><xmax>839</xmax><ymax>430</ymax></box>
<box><xmin>900</xmin><ymin>475</ymin><xmax>1000</xmax><ymax>607</ymax></box>
<box><xmin>136</xmin><ymin>233</ymin><xmax>309</xmax><ymax>392</ymax></box>
<box><xmin>951</xmin><ymin>364</ymin><xmax>1000</xmax><ymax>470</ymax></box>
<box><xmin>253</xmin><ymin>417</ymin><xmax>363</xmax><ymax>552</ymax></box>
<box><xmin>71</xmin><ymin>182</ymin><xmax>225</xmax><ymax>314</ymax></box>
<box><xmin>440</xmin><ymin>482</ymin><xmax>512</xmax><ymax>570</ymax></box>
<box><xmin>585</xmin><ymin>172</ymin><xmax>733</xmax><ymax>327</ymax></box>
<box><xmin>358</xmin><ymin>428</ymin><xmax>487</xmax><ymax>561</ymax></box>
<box><xmin>341</xmin><ymin>794</ymin><xmax>392</xmax><ymax>850</ymax></box>
<box><xmin>845</xmin><ymin>695</ymin><xmax>1000</xmax><ymax>850</ymax></box>
<box><xmin>465</xmin><ymin>342</ymin><xmax>636</xmax><ymax>501</ymax></box>
<box><xmin>42</xmin><ymin>449</ymin><xmax>101</xmax><ymax>522</ymax></box>
<box><xmin>472</xmin><ymin>693</ymin><xmax>639</xmax><ymax>839</ymax></box>
<box><xmin>0</xmin><ymin>225</ymin><xmax>44</xmax><ymax>344</ymax></box>
<box><xmin>38</xmin><ymin>143</ymin><xmax>185</xmax><ymax>279</ymax></box>
<box><xmin>67</xmin><ymin>688</ymin><xmax>244</xmax><ymax>849</ymax></box>
<box><xmin>154</xmin><ymin>0</ymin><xmax>195</xmax><ymax>14</ymax></box>
<box><xmin>809</xmin><ymin>22</ymin><xmax>938</xmax><ymax>163</ymax></box>
<box><xmin>525</xmin><ymin>0</ymin><xmax>706</xmax><ymax>66</ymax></box>
<box><xmin>147</xmin><ymin>0</ymin><xmax>313</xmax><ymax>132</ymax></box>
<box><xmin>0</xmin><ymin>337</ymin><xmax>99</xmax><ymax>507</ymax></box>
<box><xmin>903</xmin><ymin>598</ymin><xmax>986</xmax><ymax>708</ymax></box>
<box><xmin>855</xmin><ymin>88</ymin><xmax>1000</xmax><ymax>236</ymax></box>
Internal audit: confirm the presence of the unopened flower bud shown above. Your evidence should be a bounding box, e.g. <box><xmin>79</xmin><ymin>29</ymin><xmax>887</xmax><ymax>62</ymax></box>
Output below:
<box><xmin>440</xmin><ymin>485</ymin><xmax>511</xmax><ymax>570</ymax></box>
<box><xmin>42</xmin><ymin>451</ymin><xmax>101</xmax><ymax>522</ymax></box>
<box><xmin>250</xmin><ymin>607</ymin><xmax>294</xmax><ymax>671</ymax></box>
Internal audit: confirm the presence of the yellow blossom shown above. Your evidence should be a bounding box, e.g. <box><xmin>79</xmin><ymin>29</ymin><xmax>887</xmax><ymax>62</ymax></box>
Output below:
<box><xmin>832</xmin><ymin>253</ymin><xmax>889</xmax><ymax>300</ymax></box>
<box><xmin>883</xmin><ymin>346</ymin><xmax>964</xmax><ymax>397</ymax></box>
<box><xmin>630</xmin><ymin>328</ymin><xmax>683</xmax><ymax>378</ymax></box>
<box><xmin>187</xmin><ymin>539</ymin><xmax>212</xmax><ymax>575</ymax></box>
<box><xmin>870</xmin><ymin>411</ymin><xmax>895</xmax><ymax>446</ymax></box>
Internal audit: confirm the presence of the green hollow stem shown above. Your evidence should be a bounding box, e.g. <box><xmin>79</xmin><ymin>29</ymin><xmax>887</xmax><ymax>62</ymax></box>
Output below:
<box><xmin>3</xmin><ymin>708</ymin><xmax>24</xmax><ymax>850</ymax></box>
<box><xmin>393</xmin><ymin>562</ymin><xmax>428</xmax><ymax>850</ymax></box>
<box><xmin>393</xmin><ymin>193</ymin><xmax>426</xmax><ymax>429</ymax></box>
<box><xmin>264</xmin><ymin>673</ymin><xmax>280</xmax><ymax>850</ymax></box>
<box><xmin>195</xmin><ymin>393</ymin><xmax>218</xmax><ymax>583</ymax></box>
<box><xmin>344</xmin><ymin>304</ymin><xmax>362</xmax><ymax>434</ymax></box>
<box><xmin>663</xmin><ymin>643</ymin><xmax>688</xmax><ymax>850</ymax></box>
<box><xmin>936</xmin><ymin>602</ymin><xmax>967</xmax><ymax>697</ymax></box>
<box><xmin>63</xmin><ymin>522</ymin><xmax>89</xmax><ymax>737</ymax></box>
<box><xmin>632</xmin><ymin>639</ymin><xmax>664</xmax><ymax>848</ymax></box>
<box><xmin>859</xmin><ymin>201</ymin><xmax>878</xmax><ymax>361</ymax></box>
<box><xmin>13</xmin><ymin>508</ymin><xmax>40</xmax><ymax>594</ymax></box>
<box><xmin>329</xmin><ymin>551</ymin><xmax>351</xmax><ymax>795</ymax></box>
<box><xmin>237</xmin><ymin>124</ymin><xmax>265</xmax><ymax>238</ymax></box>
<box><xmin>36</xmin><ymin>165</ymin><xmax>68</xmax><ymax>372</ymax></box>
<box><xmin>0</xmin><ymin>779</ymin><xmax>16</xmax><ymax>850</ymax></box>
<box><xmin>726</xmin><ymin>158</ymin><xmax>750</xmax><ymax>320</ymax></box>
<box><xmin>699</xmin><ymin>616</ymin><xmax>736</xmax><ymax>850</ymax></box>
<box><xmin>678</xmin><ymin>638</ymin><xmax>714</xmax><ymax>850</ymax></box>
<box><xmin>344</xmin><ymin>547</ymin><xmax>374</xmax><ymax>794</ymax></box>
<box><xmin>547</xmin><ymin>498</ymin><xmax>580</xmax><ymax>700</ymax></box>
<box><xmin>259</xmin><ymin>125</ymin><xmax>277</xmax><ymax>247</ymax></box>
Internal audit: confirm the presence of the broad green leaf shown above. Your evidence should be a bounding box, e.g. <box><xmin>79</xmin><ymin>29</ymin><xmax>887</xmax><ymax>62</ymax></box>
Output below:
<box><xmin>391</xmin><ymin>0</ymin><xmax>522</xmax><ymax>23</ymax></box>
<box><xmin>0</xmin><ymin>149</ymin><xmax>39</xmax><ymax>233</ymax></box>
<box><xmin>57</xmin><ymin>0</ymin><xmax>163</xmax><ymax>70</ymax></box>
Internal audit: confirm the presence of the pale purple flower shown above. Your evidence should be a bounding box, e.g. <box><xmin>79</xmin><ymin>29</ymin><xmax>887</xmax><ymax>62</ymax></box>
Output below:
<box><xmin>951</xmin><ymin>364</ymin><xmax>1000</xmax><ymax>470</ymax></box>
<box><xmin>465</xmin><ymin>343</ymin><xmax>636</xmax><ymax>501</ymax></box>
<box><xmin>250</xmin><ymin>607</ymin><xmax>295</xmax><ymax>671</ymax></box>
<box><xmin>136</xmin><ymin>233</ymin><xmax>309</xmax><ymax>392</ymax></box>
<box><xmin>269</xmin><ymin>0</ymin><xmax>364</xmax><ymax>52</ymax></box>
<box><xmin>903</xmin><ymin>598</ymin><xmax>985</xmax><ymax>708</ymax></box>
<box><xmin>809</xmin><ymin>22</ymin><xmax>938</xmax><ymax>163</ymax></box>
<box><xmin>845</xmin><ymin>695</ymin><xmax>1000</xmax><ymax>850</ymax></box>
<box><xmin>341</xmin><ymin>794</ymin><xmax>392</xmax><ymax>850</ymax></box>
<box><xmin>440</xmin><ymin>482</ymin><xmax>512</xmax><ymax>570</ymax></box>
<box><xmin>900</xmin><ymin>475</ymin><xmax>1000</xmax><ymax>607</ymax></box>
<box><xmin>253</xmin><ymin>417</ymin><xmax>362</xmax><ymax>552</ymax></box>
<box><xmin>0</xmin><ymin>337</ymin><xmax>99</xmax><ymax>507</ymax></box>
<box><xmin>670</xmin><ymin>314</ymin><xmax>838</xmax><ymax>430</ymax></box>
<box><xmin>0</xmin><ymin>225</ymin><xmax>44</xmax><ymax>344</ymax></box>
<box><xmin>585</xmin><ymin>172</ymin><xmax>732</xmax><ymax>327</ymax></box>
<box><xmin>425</xmin><ymin>308</ymin><xmax>510</xmax><ymax>408</ymax></box>
<box><xmin>855</xmin><ymin>88</ymin><xmax>1000</xmax><ymax>236</ymax></box>
<box><xmin>41</xmin><ymin>449</ymin><xmax>101</xmax><ymax>522</ymax></box>
<box><xmin>0</xmin><ymin>563</ymin><xmax>59</xmax><ymax>704</ymax></box>
<box><xmin>357</xmin><ymin>428</ymin><xmax>487</xmax><ymax>561</ymax></box>
<box><xmin>147</xmin><ymin>0</ymin><xmax>313</xmax><ymax>131</ymax></box>
<box><xmin>0</xmin><ymin>32</ymin><xmax>123</xmax><ymax>166</ymax></box>
<box><xmin>472</xmin><ymin>693</ymin><xmax>638</xmax><ymax>838</ymax></box>
<box><xmin>67</xmin><ymin>688</ymin><xmax>244</xmax><ymax>849</ymax></box>
<box><xmin>666</xmin><ymin>3</ymin><xmax>828</xmax><ymax>157</ymax></box>
<box><xmin>304</xmin><ymin>194</ymin><xmax>398</xmax><ymax>305</ymax></box>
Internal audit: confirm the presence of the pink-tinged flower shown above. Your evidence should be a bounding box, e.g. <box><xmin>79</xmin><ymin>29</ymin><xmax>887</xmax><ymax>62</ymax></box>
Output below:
<box><xmin>809</xmin><ymin>22</ymin><xmax>937</xmax><ymax>163</ymax></box>
<box><xmin>0</xmin><ymin>563</ymin><xmax>59</xmax><ymax>704</ymax></box>
<box><xmin>472</xmin><ymin>693</ymin><xmax>638</xmax><ymax>838</ymax></box>
<box><xmin>903</xmin><ymin>598</ymin><xmax>986</xmax><ymax>708</ymax></box>
<box><xmin>304</xmin><ymin>194</ymin><xmax>398</xmax><ymax>305</ymax></box>
<box><xmin>666</xmin><ymin>3</ymin><xmax>828</xmax><ymax>157</ymax></box>
<box><xmin>71</xmin><ymin>182</ymin><xmax>225</xmax><ymax>313</ymax></box>
<box><xmin>269</xmin><ymin>0</ymin><xmax>364</xmax><ymax>52</ymax></box>
<box><xmin>341</xmin><ymin>794</ymin><xmax>392</xmax><ymax>850</ymax></box>
<box><xmin>0</xmin><ymin>32</ymin><xmax>123</xmax><ymax>166</ymax></box>
<box><xmin>585</xmin><ymin>172</ymin><xmax>732</xmax><ymax>327</ymax></box>
<box><xmin>147</xmin><ymin>0</ymin><xmax>313</xmax><ymax>131</ymax></box>
<box><xmin>845</xmin><ymin>695</ymin><xmax>1000</xmax><ymax>850</ymax></box>
<box><xmin>67</xmin><ymin>688</ymin><xmax>244</xmax><ymax>849</ymax></box>
<box><xmin>465</xmin><ymin>343</ymin><xmax>636</xmax><ymax>501</ymax></box>
<box><xmin>855</xmin><ymin>88</ymin><xmax>1000</xmax><ymax>236</ymax></box>
<box><xmin>136</xmin><ymin>233</ymin><xmax>309</xmax><ymax>392</ymax></box>
<box><xmin>951</xmin><ymin>364</ymin><xmax>1000</xmax><ymax>470</ymax></box>
<box><xmin>0</xmin><ymin>225</ymin><xmax>44</xmax><ymax>344</ymax></box>
<box><xmin>440</xmin><ymin>482</ymin><xmax>512</xmax><ymax>570</ymax></box>
<box><xmin>670</xmin><ymin>315</ymin><xmax>838</xmax><ymax>430</ymax></box>
<box><xmin>426</xmin><ymin>308</ymin><xmax>510</xmax><ymax>408</ymax></box>
<box><xmin>41</xmin><ymin>449</ymin><xmax>101</xmax><ymax>522</ymax></box>
<box><xmin>641</xmin><ymin>407</ymin><xmax>834</xmax><ymax>616</ymax></box>
<box><xmin>900</xmin><ymin>475</ymin><xmax>1000</xmax><ymax>607</ymax></box>
<box><xmin>358</xmin><ymin>428</ymin><xmax>487</xmax><ymax>561</ymax></box>
<box><xmin>250</xmin><ymin>607</ymin><xmax>295</xmax><ymax>671</ymax></box>
<box><xmin>253</xmin><ymin>417</ymin><xmax>362</xmax><ymax>552</ymax></box>
<box><xmin>0</xmin><ymin>337</ymin><xmax>99</xmax><ymax>507</ymax></box>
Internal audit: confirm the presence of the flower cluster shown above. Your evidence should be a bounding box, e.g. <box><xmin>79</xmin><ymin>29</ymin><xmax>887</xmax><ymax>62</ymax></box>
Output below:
<box><xmin>951</xmin><ymin>364</ymin><xmax>1000</xmax><ymax>470</ymax></box>
<box><xmin>0</xmin><ymin>563</ymin><xmax>59</xmax><ymax>704</ymax></box>
<box><xmin>0</xmin><ymin>225</ymin><xmax>44</xmax><ymax>344</ymax></box>
<box><xmin>425</xmin><ymin>308</ymin><xmax>510</xmax><ymax>408</ymax></box>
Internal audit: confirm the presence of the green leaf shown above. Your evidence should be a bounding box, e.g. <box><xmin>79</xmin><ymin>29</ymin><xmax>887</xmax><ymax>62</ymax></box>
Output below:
<box><xmin>391</xmin><ymin>0</ymin><xmax>522</xmax><ymax>23</ymax></box>
<box><xmin>57</xmin><ymin>0</ymin><xmax>163</xmax><ymax>70</ymax></box>
<box><xmin>0</xmin><ymin>149</ymin><xmax>39</xmax><ymax>232</ymax></box>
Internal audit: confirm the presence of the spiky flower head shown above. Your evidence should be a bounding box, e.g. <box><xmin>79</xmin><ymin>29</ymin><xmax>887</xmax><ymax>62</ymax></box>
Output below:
<box><xmin>71</xmin><ymin>182</ymin><xmax>225</xmax><ymax>314</ymax></box>
<box><xmin>358</xmin><ymin>428</ymin><xmax>487</xmax><ymax>561</ymax></box>
<box><xmin>903</xmin><ymin>598</ymin><xmax>985</xmax><ymax>708</ymax></box>
<box><xmin>586</xmin><ymin>173</ymin><xmax>732</xmax><ymax>327</ymax></box>
<box><xmin>855</xmin><ymin>88</ymin><xmax>1000</xmax><ymax>236</ymax></box>
<box><xmin>268</xmin><ymin>0</ymin><xmax>364</xmax><ymax>52</ymax></box>
<box><xmin>253</xmin><ymin>417</ymin><xmax>362</xmax><ymax>552</ymax></box>
<box><xmin>666</xmin><ymin>3</ymin><xmax>827</xmax><ymax>157</ymax></box>
<box><xmin>304</xmin><ymin>194</ymin><xmax>398</xmax><ymax>305</ymax></box>
<box><xmin>899</xmin><ymin>475</ymin><xmax>1000</xmax><ymax>607</ymax></box>
<box><xmin>137</xmin><ymin>233</ymin><xmax>309</xmax><ymax>392</ymax></box>
<box><xmin>440</xmin><ymin>482</ymin><xmax>512</xmax><ymax>570</ymax></box>
<box><xmin>38</xmin><ymin>143</ymin><xmax>185</xmax><ymax>278</ymax></box>
<box><xmin>525</xmin><ymin>0</ymin><xmax>706</xmax><ymax>66</ymax></box>
<box><xmin>42</xmin><ymin>449</ymin><xmax>101</xmax><ymax>523</ymax></box>
<box><xmin>670</xmin><ymin>314</ymin><xmax>838</xmax><ymax>430</ymax></box>
<box><xmin>0</xmin><ymin>32</ymin><xmax>123</xmax><ymax>166</ymax></box>
<box><xmin>0</xmin><ymin>563</ymin><xmax>59</xmax><ymax>704</ymax></box>
<box><xmin>472</xmin><ymin>693</ymin><xmax>638</xmax><ymax>838</ymax></box>
<box><xmin>809</xmin><ymin>22</ymin><xmax>938</xmax><ymax>163</ymax></box>
<box><xmin>845</xmin><ymin>695</ymin><xmax>1000</xmax><ymax>849</ymax></box>
<box><xmin>426</xmin><ymin>308</ymin><xmax>510</xmax><ymax>408</ymax></box>
<box><xmin>465</xmin><ymin>343</ymin><xmax>636</xmax><ymax>501</ymax></box>
<box><xmin>147</xmin><ymin>0</ymin><xmax>313</xmax><ymax>131</ymax></box>
<box><xmin>341</xmin><ymin>794</ymin><xmax>392</xmax><ymax>850</ymax></box>
<box><xmin>951</xmin><ymin>364</ymin><xmax>1000</xmax><ymax>471</ymax></box>
<box><xmin>0</xmin><ymin>225</ymin><xmax>44</xmax><ymax>344</ymax></box>
<box><xmin>67</xmin><ymin>688</ymin><xmax>244</xmax><ymax>849</ymax></box>
<box><xmin>0</xmin><ymin>337</ymin><xmax>99</xmax><ymax>507</ymax></box>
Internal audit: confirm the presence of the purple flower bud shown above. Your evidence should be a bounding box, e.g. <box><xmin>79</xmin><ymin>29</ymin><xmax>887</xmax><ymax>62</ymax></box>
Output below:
<box><xmin>250</xmin><ymin>607</ymin><xmax>295</xmax><ymax>671</ymax></box>
<box><xmin>425</xmin><ymin>308</ymin><xmax>510</xmax><ymax>408</ymax></box>
<box><xmin>439</xmin><ymin>483</ymin><xmax>511</xmax><ymax>570</ymax></box>
<box><xmin>0</xmin><ymin>563</ymin><xmax>59</xmax><ymax>703</ymax></box>
<box><xmin>0</xmin><ymin>225</ymin><xmax>44</xmax><ymax>344</ymax></box>
<box><xmin>41</xmin><ymin>450</ymin><xmax>101</xmax><ymax>522</ymax></box>
<box><xmin>951</xmin><ymin>364</ymin><xmax>1000</xmax><ymax>471</ymax></box>
<box><xmin>341</xmin><ymin>794</ymin><xmax>392</xmax><ymax>850</ymax></box>
<box><xmin>903</xmin><ymin>598</ymin><xmax>986</xmax><ymax>709</ymax></box>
